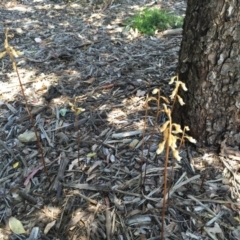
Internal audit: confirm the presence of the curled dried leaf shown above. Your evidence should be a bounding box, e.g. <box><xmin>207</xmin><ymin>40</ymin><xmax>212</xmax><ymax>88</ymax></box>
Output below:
<box><xmin>171</xmin><ymin>148</ymin><xmax>181</xmax><ymax>161</ymax></box>
<box><xmin>169</xmin><ymin>76</ymin><xmax>177</xmax><ymax>85</ymax></box>
<box><xmin>160</xmin><ymin>96</ymin><xmax>170</xmax><ymax>104</ymax></box>
<box><xmin>171</xmin><ymin>123</ymin><xmax>183</xmax><ymax>134</ymax></box>
<box><xmin>169</xmin><ymin>134</ymin><xmax>178</xmax><ymax>149</ymax></box>
<box><xmin>0</xmin><ymin>51</ymin><xmax>6</xmax><ymax>59</ymax></box>
<box><xmin>163</xmin><ymin>103</ymin><xmax>171</xmax><ymax>116</ymax></box>
<box><xmin>180</xmin><ymin>81</ymin><xmax>188</xmax><ymax>91</ymax></box>
<box><xmin>169</xmin><ymin>91</ymin><xmax>176</xmax><ymax>100</ymax></box>
<box><xmin>177</xmin><ymin>95</ymin><xmax>185</xmax><ymax>105</ymax></box>
<box><xmin>147</xmin><ymin>97</ymin><xmax>158</xmax><ymax>102</ymax></box>
<box><xmin>160</xmin><ymin>120</ymin><xmax>170</xmax><ymax>132</ymax></box>
<box><xmin>11</xmin><ymin>48</ymin><xmax>23</xmax><ymax>58</ymax></box>
<box><xmin>152</xmin><ymin>88</ymin><xmax>160</xmax><ymax>94</ymax></box>
<box><xmin>170</xmin><ymin>82</ymin><xmax>180</xmax><ymax>99</ymax></box>
<box><xmin>163</xmin><ymin>128</ymin><xmax>169</xmax><ymax>141</ymax></box>
<box><xmin>185</xmin><ymin>136</ymin><xmax>197</xmax><ymax>144</ymax></box>
<box><xmin>156</xmin><ymin>141</ymin><xmax>166</xmax><ymax>154</ymax></box>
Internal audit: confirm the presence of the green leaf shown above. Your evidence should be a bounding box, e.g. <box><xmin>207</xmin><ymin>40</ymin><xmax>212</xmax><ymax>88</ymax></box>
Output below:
<box><xmin>59</xmin><ymin>108</ymin><xmax>67</xmax><ymax>117</ymax></box>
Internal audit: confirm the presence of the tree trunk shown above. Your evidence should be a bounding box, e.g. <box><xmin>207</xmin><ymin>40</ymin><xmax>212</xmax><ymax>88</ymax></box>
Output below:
<box><xmin>174</xmin><ymin>0</ymin><xmax>240</xmax><ymax>147</ymax></box>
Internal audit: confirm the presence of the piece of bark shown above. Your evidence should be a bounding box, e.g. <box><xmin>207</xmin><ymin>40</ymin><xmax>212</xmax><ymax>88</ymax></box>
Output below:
<box><xmin>51</xmin><ymin>152</ymin><xmax>69</xmax><ymax>198</ymax></box>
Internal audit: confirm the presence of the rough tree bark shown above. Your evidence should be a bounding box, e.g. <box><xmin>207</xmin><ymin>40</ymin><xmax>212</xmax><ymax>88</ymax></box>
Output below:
<box><xmin>174</xmin><ymin>0</ymin><xmax>240</xmax><ymax>147</ymax></box>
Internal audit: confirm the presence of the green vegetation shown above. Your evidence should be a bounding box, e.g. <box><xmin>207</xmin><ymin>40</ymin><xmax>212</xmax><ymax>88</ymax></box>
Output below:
<box><xmin>126</xmin><ymin>8</ymin><xmax>184</xmax><ymax>35</ymax></box>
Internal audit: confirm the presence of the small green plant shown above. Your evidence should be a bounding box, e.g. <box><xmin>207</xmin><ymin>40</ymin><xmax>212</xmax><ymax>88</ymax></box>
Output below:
<box><xmin>127</xmin><ymin>8</ymin><xmax>183</xmax><ymax>35</ymax></box>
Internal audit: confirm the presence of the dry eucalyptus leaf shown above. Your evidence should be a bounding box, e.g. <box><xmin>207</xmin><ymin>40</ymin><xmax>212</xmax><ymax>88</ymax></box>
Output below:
<box><xmin>68</xmin><ymin>158</ymin><xmax>84</xmax><ymax>171</ymax></box>
<box><xmin>86</xmin><ymin>152</ymin><xmax>97</xmax><ymax>158</ymax></box>
<box><xmin>44</xmin><ymin>220</ymin><xmax>56</xmax><ymax>234</ymax></box>
<box><xmin>126</xmin><ymin>215</ymin><xmax>151</xmax><ymax>226</ymax></box>
<box><xmin>86</xmin><ymin>173</ymin><xmax>97</xmax><ymax>182</ymax></box>
<box><xmin>27</xmin><ymin>227</ymin><xmax>39</xmax><ymax>240</ymax></box>
<box><xmin>83</xmin><ymin>77</ymin><xmax>95</xmax><ymax>84</ymax></box>
<box><xmin>18</xmin><ymin>131</ymin><xmax>37</xmax><ymax>143</ymax></box>
<box><xmin>102</xmin><ymin>147</ymin><xmax>109</xmax><ymax>156</ymax></box>
<box><xmin>110</xmin><ymin>154</ymin><xmax>115</xmax><ymax>163</ymax></box>
<box><xmin>136</xmin><ymin>90</ymin><xmax>145</xmax><ymax>97</ymax></box>
<box><xmin>8</xmin><ymin>216</ymin><xmax>26</xmax><ymax>234</ymax></box>
<box><xmin>129</xmin><ymin>139</ymin><xmax>139</xmax><ymax>148</ymax></box>
<box><xmin>87</xmin><ymin>160</ymin><xmax>102</xmax><ymax>175</ymax></box>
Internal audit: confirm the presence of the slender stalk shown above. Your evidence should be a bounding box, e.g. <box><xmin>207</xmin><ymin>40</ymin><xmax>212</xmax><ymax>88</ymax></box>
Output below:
<box><xmin>4</xmin><ymin>28</ymin><xmax>49</xmax><ymax>180</ymax></box>
<box><xmin>161</xmin><ymin>113</ymin><xmax>172</xmax><ymax>239</ymax></box>
<box><xmin>15</xmin><ymin>69</ymin><xmax>49</xmax><ymax>179</ymax></box>
<box><xmin>147</xmin><ymin>89</ymin><xmax>161</xmax><ymax>163</ymax></box>
<box><xmin>76</xmin><ymin>112</ymin><xmax>81</xmax><ymax>166</ymax></box>
<box><xmin>140</xmin><ymin>96</ymin><xmax>149</xmax><ymax>191</ymax></box>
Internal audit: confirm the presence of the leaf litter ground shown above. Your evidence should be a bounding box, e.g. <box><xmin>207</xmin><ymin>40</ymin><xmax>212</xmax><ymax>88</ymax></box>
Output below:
<box><xmin>0</xmin><ymin>0</ymin><xmax>240</xmax><ymax>239</ymax></box>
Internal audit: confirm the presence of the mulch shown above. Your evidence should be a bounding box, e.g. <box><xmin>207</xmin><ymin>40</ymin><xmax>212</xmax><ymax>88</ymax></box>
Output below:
<box><xmin>0</xmin><ymin>0</ymin><xmax>240</xmax><ymax>239</ymax></box>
